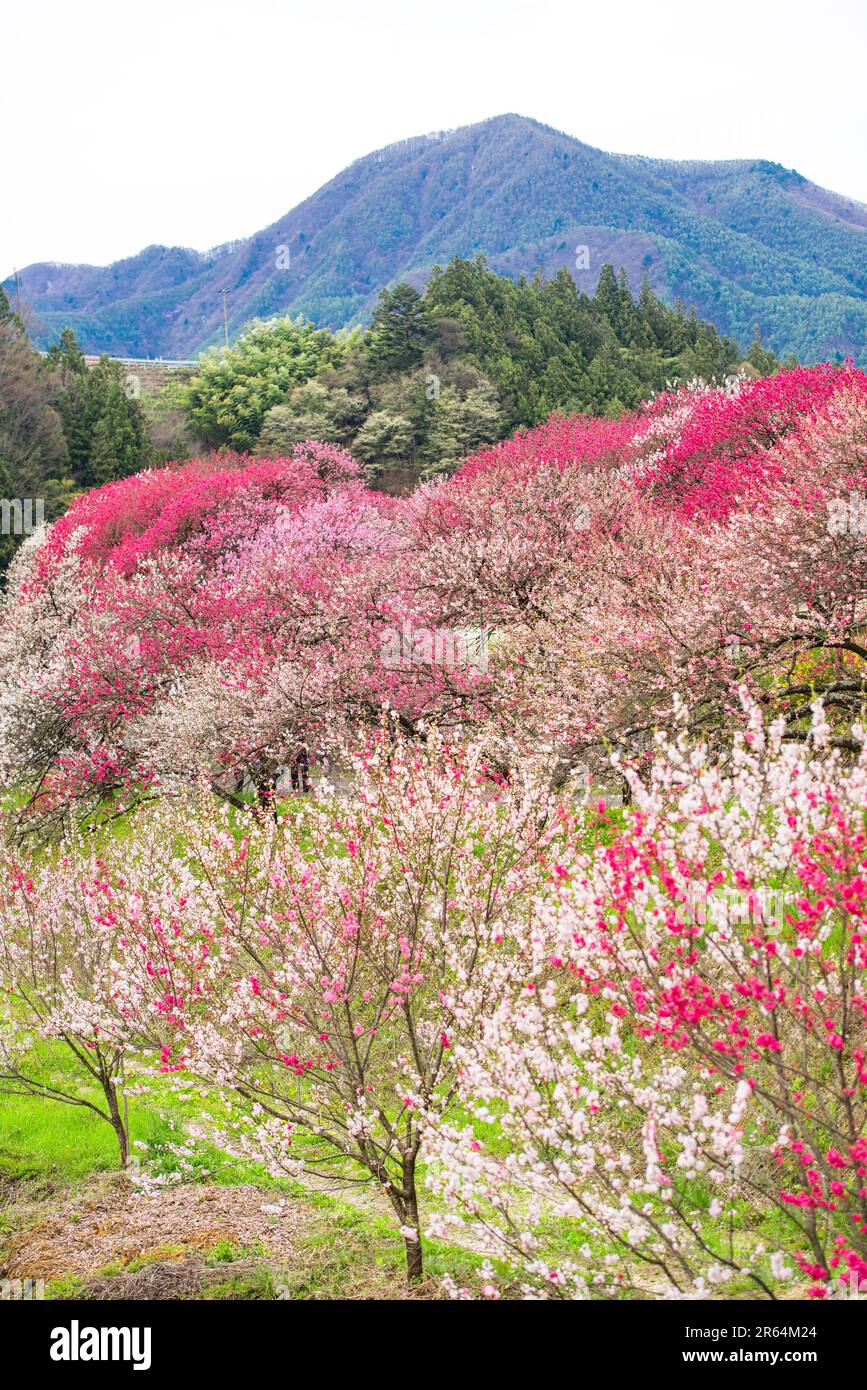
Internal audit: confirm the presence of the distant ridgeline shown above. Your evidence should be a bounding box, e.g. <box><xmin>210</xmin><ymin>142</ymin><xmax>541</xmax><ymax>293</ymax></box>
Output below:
<box><xmin>5</xmin><ymin>115</ymin><xmax>867</xmax><ymax>363</ymax></box>
<box><xmin>354</xmin><ymin>131</ymin><xmax>451</xmax><ymax>166</ymax></box>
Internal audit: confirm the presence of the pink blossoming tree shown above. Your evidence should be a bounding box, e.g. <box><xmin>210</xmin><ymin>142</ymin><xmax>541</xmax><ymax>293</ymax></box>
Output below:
<box><xmin>423</xmin><ymin>699</ymin><xmax>867</xmax><ymax>1299</ymax></box>
<box><xmin>171</xmin><ymin>733</ymin><xmax>566</xmax><ymax>1284</ymax></box>
<box><xmin>0</xmin><ymin>829</ymin><xmax>214</xmax><ymax>1165</ymax></box>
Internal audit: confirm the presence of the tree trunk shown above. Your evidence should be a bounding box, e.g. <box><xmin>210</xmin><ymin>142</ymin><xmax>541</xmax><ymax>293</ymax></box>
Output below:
<box><xmin>402</xmin><ymin>1152</ymin><xmax>424</xmax><ymax>1286</ymax></box>
<box><xmin>255</xmin><ymin>775</ymin><xmax>277</xmax><ymax>819</ymax></box>
<box><xmin>104</xmin><ymin>1079</ymin><xmax>129</xmax><ymax>1168</ymax></box>
<box><xmin>404</xmin><ymin>1232</ymin><xmax>424</xmax><ymax>1285</ymax></box>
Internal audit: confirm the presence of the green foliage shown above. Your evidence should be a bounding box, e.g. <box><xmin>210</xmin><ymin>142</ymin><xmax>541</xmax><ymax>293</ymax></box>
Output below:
<box><xmin>87</xmin><ymin>363</ymin><xmax>151</xmax><ymax>485</ymax></box>
<box><xmin>252</xmin><ymin>256</ymin><xmax>741</xmax><ymax>481</ymax></box>
<box><xmin>368</xmin><ymin>283</ymin><xmax>430</xmax><ymax>374</ymax></box>
<box><xmin>139</xmin><ymin>382</ymin><xmax>199</xmax><ymax>466</ymax></box>
<box><xmin>421</xmin><ymin>366</ymin><xmax>505</xmax><ymax>479</ymax></box>
<box><xmin>45</xmin><ymin>331</ymin><xmax>151</xmax><ymax>488</ymax></box>
<box><xmin>353</xmin><ymin>407</ymin><xmax>417</xmax><ymax>466</ymax></box>
<box><xmin>183</xmin><ymin>316</ymin><xmax>347</xmax><ymax>450</ymax></box>
<box><xmin>0</xmin><ymin>292</ymin><xmax>70</xmax><ymax>575</ymax></box>
<box><xmin>45</xmin><ymin>329</ymin><xmax>89</xmax><ymax>476</ymax></box>
<box><xmin>422</xmin><ymin>256</ymin><xmax>739</xmax><ymax>426</ymax></box>
<box><xmin>746</xmin><ymin>323</ymin><xmax>783</xmax><ymax>376</ymax></box>
<box><xmin>0</xmin><ymin>313</ymin><xmax>153</xmax><ymax>578</ymax></box>
<box><xmin>256</xmin><ymin>380</ymin><xmax>366</xmax><ymax>451</ymax></box>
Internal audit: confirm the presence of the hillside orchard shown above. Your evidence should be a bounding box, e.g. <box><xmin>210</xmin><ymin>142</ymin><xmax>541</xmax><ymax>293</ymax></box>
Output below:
<box><xmin>0</xmin><ymin>364</ymin><xmax>866</xmax><ymax>1296</ymax></box>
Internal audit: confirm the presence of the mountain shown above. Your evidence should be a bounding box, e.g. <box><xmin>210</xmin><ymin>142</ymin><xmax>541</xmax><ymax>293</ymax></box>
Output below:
<box><xmin>7</xmin><ymin>115</ymin><xmax>867</xmax><ymax>364</ymax></box>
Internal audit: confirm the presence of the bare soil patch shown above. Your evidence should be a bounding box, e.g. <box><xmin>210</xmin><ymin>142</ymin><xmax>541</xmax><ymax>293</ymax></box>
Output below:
<box><xmin>5</xmin><ymin>1175</ymin><xmax>305</xmax><ymax>1282</ymax></box>
<box><xmin>2</xmin><ymin>1173</ymin><xmax>440</xmax><ymax>1299</ymax></box>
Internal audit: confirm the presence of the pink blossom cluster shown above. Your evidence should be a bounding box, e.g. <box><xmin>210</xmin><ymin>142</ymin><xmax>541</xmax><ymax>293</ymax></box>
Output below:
<box><xmin>3</xmin><ymin>366</ymin><xmax>867</xmax><ymax>824</ymax></box>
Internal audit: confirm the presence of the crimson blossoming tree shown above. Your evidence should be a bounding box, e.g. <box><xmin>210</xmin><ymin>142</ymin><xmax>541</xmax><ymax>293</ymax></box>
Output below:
<box><xmin>0</xmin><ymin>444</ymin><xmax>401</xmax><ymax>827</ymax></box>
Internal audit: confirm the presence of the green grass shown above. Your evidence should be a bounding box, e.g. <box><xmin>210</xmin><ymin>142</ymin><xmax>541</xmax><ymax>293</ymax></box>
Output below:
<box><xmin>258</xmin><ymin>1196</ymin><xmax>483</xmax><ymax>1300</ymax></box>
<box><xmin>0</xmin><ymin>1092</ymin><xmax>122</xmax><ymax>1182</ymax></box>
<box><xmin>0</xmin><ymin>1025</ymin><xmax>811</xmax><ymax>1301</ymax></box>
<box><xmin>198</xmin><ymin>1268</ymin><xmax>276</xmax><ymax>1300</ymax></box>
<box><xmin>0</xmin><ymin>1040</ymin><xmax>483</xmax><ymax>1301</ymax></box>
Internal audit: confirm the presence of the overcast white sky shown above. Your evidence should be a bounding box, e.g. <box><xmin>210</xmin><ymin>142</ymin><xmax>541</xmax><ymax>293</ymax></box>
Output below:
<box><xmin>2</xmin><ymin>0</ymin><xmax>865</xmax><ymax>278</ymax></box>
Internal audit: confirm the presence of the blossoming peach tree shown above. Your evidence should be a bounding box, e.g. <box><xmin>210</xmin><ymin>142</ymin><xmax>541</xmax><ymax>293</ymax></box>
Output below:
<box><xmin>0</xmin><ymin>731</ymin><xmax>568</xmax><ymax>1281</ymax></box>
<box><xmin>422</xmin><ymin>699</ymin><xmax>867</xmax><ymax>1300</ymax></box>
<box><xmin>171</xmin><ymin>732</ymin><xmax>567</xmax><ymax>1284</ymax></box>
<box><xmin>0</xmin><ymin>829</ymin><xmax>209</xmax><ymax>1166</ymax></box>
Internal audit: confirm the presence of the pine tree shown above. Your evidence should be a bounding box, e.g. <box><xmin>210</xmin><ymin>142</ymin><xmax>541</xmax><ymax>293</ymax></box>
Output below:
<box><xmin>746</xmin><ymin>324</ymin><xmax>779</xmax><ymax>376</ymax></box>
<box><xmin>368</xmin><ymin>284</ymin><xmax>429</xmax><ymax>373</ymax></box>
<box><xmin>47</xmin><ymin>329</ymin><xmax>92</xmax><ymax>480</ymax></box>
<box><xmin>593</xmin><ymin>264</ymin><xmax>622</xmax><ymax>332</ymax></box>
<box><xmin>638</xmin><ymin>277</ymin><xmax>668</xmax><ymax>350</ymax></box>
<box><xmin>0</xmin><ymin>452</ymin><xmax>19</xmax><ymax>577</ymax></box>
<box><xmin>0</xmin><ymin>286</ymin><xmax>23</xmax><ymax>332</ymax></box>
<box><xmin>88</xmin><ymin>369</ymin><xmax>150</xmax><ymax>485</ymax></box>
<box><xmin>0</xmin><ymin>294</ymin><xmax>69</xmax><ymax>577</ymax></box>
